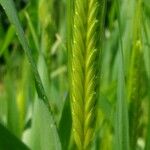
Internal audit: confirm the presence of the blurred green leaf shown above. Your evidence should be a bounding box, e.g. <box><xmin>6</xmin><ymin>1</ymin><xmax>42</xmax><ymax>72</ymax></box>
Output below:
<box><xmin>58</xmin><ymin>94</ymin><xmax>72</xmax><ymax>150</ymax></box>
<box><xmin>0</xmin><ymin>25</ymin><xmax>15</xmax><ymax>57</ymax></box>
<box><xmin>115</xmin><ymin>49</ymin><xmax>130</xmax><ymax>150</ymax></box>
<box><xmin>114</xmin><ymin>0</ymin><xmax>130</xmax><ymax>150</ymax></box>
<box><xmin>30</xmin><ymin>97</ymin><xmax>62</xmax><ymax>150</ymax></box>
<box><xmin>5</xmin><ymin>75</ymin><xmax>20</xmax><ymax>137</ymax></box>
<box><xmin>24</xmin><ymin>11</ymin><xmax>39</xmax><ymax>51</ymax></box>
<box><xmin>0</xmin><ymin>123</ymin><xmax>30</xmax><ymax>150</ymax></box>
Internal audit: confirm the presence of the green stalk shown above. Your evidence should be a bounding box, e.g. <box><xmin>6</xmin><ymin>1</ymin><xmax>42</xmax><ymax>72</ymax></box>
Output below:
<box><xmin>70</xmin><ymin>0</ymin><xmax>105</xmax><ymax>149</ymax></box>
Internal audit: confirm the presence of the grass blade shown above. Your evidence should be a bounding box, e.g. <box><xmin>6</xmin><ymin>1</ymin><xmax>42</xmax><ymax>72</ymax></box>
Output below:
<box><xmin>143</xmin><ymin>11</ymin><xmax>150</xmax><ymax>150</ymax></box>
<box><xmin>0</xmin><ymin>123</ymin><xmax>30</xmax><ymax>150</ymax></box>
<box><xmin>24</xmin><ymin>11</ymin><xmax>39</xmax><ymax>52</ymax></box>
<box><xmin>0</xmin><ymin>25</ymin><xmax>15</xmax><ymax>57</ymax></box>
<box><xmin>58</xmin><ymin>94</ymin><xmax>72</xmax><ymax>150</ymax></box>
<box><xmin>115</xmin><ymin>0</ymin><xmax>130</xmax><ymax>150</ymax></box>
<box><xmin>30</xmin><ymin>97</ymin><xmax>62</xmax><ymax>150</ymax></box>
<box><xmin>5</xmin><ymin>75</ymin><xmax>20</xmax><ymax>137</ymax></box>
<box><xmin>115</xmin><ymin>49</ymin><xmax>130</xmax><ymax>150</ymax></box>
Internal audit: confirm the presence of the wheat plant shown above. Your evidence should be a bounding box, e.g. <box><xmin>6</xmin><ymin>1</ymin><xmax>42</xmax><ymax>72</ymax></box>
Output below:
<box><xmin>0</xmin><ymin>0</ymin><xmax>150</xmax><ymax>150</ymax></box>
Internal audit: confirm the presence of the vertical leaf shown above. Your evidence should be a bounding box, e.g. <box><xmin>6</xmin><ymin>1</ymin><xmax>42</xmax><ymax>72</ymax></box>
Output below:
<box><xmin>30</xmin><ymin>97</ymin><xmax>62</xmax><ymax>150</ymax></box>
<box><xmin>115</xmin><ymin>0</ymin><xmax>130</xmax><ymax>150</ymax></box>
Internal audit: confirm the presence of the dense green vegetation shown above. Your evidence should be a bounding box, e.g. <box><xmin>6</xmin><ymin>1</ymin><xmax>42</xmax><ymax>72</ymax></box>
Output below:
<box><xmin>0</xmin><ymin>0</ymin><xmax>150</xmax><ymax>150</ymax></box>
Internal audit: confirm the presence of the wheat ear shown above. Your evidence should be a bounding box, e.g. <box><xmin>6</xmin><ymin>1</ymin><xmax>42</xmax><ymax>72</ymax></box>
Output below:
<box><xmin>70</xmin><ymin>0</ymin><xmax>105</xmax><ymax>149</ymax></box>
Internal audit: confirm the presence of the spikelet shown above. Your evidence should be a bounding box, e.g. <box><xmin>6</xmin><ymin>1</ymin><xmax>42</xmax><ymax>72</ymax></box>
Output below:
<box><xmin>70</xmin><ymin>0</ymin><xmax>105</xmax><ymax>149</ymax></box>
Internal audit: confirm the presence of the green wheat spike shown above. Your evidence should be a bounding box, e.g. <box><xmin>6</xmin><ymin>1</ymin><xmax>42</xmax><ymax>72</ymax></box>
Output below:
<box><xmin>70</xmin><ymin>0</ymin><xmax>105</xmax><ymax>149</ymax></box>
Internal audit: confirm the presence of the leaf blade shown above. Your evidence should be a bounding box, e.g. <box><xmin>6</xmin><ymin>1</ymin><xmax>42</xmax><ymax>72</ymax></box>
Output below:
<box><xmin>0</xmin><ymin>123</ymin><xmax>30</xmax><ymax>150</ymax></box>
<box><xmin>58</xmin><ymin>94</ymin><xmax>72</xmax><ymax>150</ymax></box>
